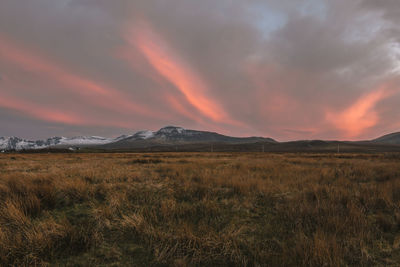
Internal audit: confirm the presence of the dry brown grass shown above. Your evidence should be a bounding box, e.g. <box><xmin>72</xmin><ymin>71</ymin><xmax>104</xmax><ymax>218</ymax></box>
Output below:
<box><xmin>0</xmin><ymin>152</ymin><xmax>400</xmax><ymax>266</ymax></box>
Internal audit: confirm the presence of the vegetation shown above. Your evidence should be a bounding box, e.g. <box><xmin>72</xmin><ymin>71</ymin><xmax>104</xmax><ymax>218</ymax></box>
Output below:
<box><xmin>1</xmin><ymin>152</ymin><xmax>400</xmax><ymax>266</ymax></box>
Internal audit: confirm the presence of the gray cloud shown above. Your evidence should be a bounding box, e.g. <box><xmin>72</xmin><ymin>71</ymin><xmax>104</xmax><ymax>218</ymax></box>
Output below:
<box><xmin>0</xmin><ymin>0</ymin><xmax>399</xmax><ymax>140</ymax></box>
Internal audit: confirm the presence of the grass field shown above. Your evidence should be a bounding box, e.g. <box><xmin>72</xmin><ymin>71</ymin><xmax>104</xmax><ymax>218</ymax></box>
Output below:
<box><xmin>1</xmin><ymin>152</ymin><xmax>400</xmax><ymax>266</ymax></box>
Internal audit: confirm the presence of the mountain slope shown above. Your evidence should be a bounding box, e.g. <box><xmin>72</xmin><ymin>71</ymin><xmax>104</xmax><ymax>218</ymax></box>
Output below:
<box><xmin>372</xmin><ymin>132</ymin><xmax>400</xmax><ymax>145</ymax></box>
<box><xmin>102</xmin><ymin>126</ymin><xmax>276</xmax><ymax>149</ymax></box>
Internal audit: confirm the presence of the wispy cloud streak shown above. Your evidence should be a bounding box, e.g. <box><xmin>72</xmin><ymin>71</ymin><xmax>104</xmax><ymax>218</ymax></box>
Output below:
<box><xmin>326</xmin><ymin>84</ymin><xmax>396</xmax><ymax>138</ymax></box>
<box><xmin>126</xmin><ymin>23</ymin><xmax>240</xmax><ymax>125</ymax></box>
<box><xmin>0</xmin><ymin>35</ymin><xmax>164</xmax><ymax>119</ymax></box>
<box><xmin>0</xmin><ymin>93</ymin><xmax>84</xmax><ymax>125</ymax></box>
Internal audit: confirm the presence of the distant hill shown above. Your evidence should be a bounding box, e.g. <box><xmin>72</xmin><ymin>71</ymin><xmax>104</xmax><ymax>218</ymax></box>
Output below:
<box><xmin>372</xmin><ymin>132</ymin><xmax>400</xmax><ymax>145</ymax></box>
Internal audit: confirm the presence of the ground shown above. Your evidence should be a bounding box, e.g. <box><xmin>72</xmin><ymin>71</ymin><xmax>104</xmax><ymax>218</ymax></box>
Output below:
<box><xmin>1</xmin><ymin>152</ymin><xmax>400</xmax><ymax>266</ymax></box>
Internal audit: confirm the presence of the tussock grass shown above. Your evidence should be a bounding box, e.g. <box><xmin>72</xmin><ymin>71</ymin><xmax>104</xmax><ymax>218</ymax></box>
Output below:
<box><xmin>0</xmin><ymin>152</ymin><xmax>400</xmax><ymax>266</ymax></box>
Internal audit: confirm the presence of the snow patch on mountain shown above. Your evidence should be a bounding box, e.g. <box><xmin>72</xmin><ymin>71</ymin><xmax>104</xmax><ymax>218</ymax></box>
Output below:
<box><xmin>56</xmin><ymin>136</ymin><xmax>113</xmax><ymax>145</ymax></box>
<box><xmin>115</xmin><ymin>134</ymin><xmax>134</xmax><ymax>141</ymax></box>
<box><xmin>157</xmin><ymin>126</ymin><xmax>185</xmax><ymax>134</ymax></box>
<box><xmin>134</xmin><ymin>130</ymin><xmax>155</xmax><ymax>139</ymax></box>
<box><xmin>0</xmin><ymin>136</ymin><xmax>118</xmax><ymax>151</ymax></box>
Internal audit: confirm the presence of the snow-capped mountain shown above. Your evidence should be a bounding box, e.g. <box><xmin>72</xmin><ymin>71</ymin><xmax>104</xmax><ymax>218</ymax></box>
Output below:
<box><xmin>0</xmin><ymin>136</ymin><xmax>116</xmax><ymax>151</ymax></box>
<box><xmin>103</xmin><ymin>126</ymin><xmax>277</xmax><ymax>149</ymax></box>
<box><xmin>0</xmin><ymin>126</ymin><xmax>277</xmax><ymax>151</ymax></box>
<box><xmin>0</xmin><ymin>137</ymin><xmax>42</xmax><ymax>151</ymax></box>
<box><xmin>4</xmin><ymin>126</ymin><xmax>400</xmax><ymax>152</ymax></box>
<box><xmin>151</xmin><ymin>126</ymin><xmax>275</xmax><ymax>143</ymax></box>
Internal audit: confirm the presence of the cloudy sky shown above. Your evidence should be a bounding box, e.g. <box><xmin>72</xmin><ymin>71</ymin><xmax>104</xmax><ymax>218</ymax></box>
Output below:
<box><xmin>0</xmin><ymin>0</ymin><xmax>399</xmax><ymax>141</ymax></box>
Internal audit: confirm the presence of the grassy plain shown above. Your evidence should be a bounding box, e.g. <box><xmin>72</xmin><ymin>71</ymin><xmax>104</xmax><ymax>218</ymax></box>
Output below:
<box><xmin>1</xmin><ymin>152</ymin><xmax>400</xmax><ymax>266</ymax></box>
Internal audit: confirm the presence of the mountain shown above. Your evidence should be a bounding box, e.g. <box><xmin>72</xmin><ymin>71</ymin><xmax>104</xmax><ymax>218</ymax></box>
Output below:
<box><xmin>5</xmin><ymin>127</ymin><xmax>400</xmax><ymax>153</ymax></box>
<box><xmin>0</xmin><ymin>136</ymin><xmax>117</xmax><ymax>151</ymax></box>
<box><xmin>372</xmin><ymin>132</ymin><xmax>400</xmax><ymax>145</ymax></box>
<box><xmin>0</xmin><ymin>137</ymin><xmax>33</xmax><ymax>151</ymax></box>
<box><xmin>0</xmin><ymin>126</ymin><xmax>276</xmax><ymax>151</ymax></box>
<box><xmin>102</xmin><ymin>126</ymin><xmax>276</xmax><ymax>149</ymax></box>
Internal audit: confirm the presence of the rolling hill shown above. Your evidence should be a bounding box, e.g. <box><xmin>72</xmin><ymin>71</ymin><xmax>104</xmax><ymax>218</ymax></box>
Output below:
<box><xmin>372</xmin><ymin>132</ymin><xmax>400</xmax><ymax>145</ymax></box>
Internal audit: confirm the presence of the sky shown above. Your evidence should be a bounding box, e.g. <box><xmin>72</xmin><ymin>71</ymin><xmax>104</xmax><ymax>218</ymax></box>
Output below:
<box><xmin>0</xmin><ymin>0</ymin><xmax>399</xmax><ymax>141</ymax></box>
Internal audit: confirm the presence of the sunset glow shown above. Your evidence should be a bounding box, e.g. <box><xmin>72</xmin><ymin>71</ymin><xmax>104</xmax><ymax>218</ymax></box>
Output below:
<box><xmin>0</xmin><ymin>93</ymin><xmax>84</xmax><ymax>125</ymax></box>
<box><xmin>129</xmin><ymin>25</ymin><xmax>229</xmax><ymax>123</ymax></box>
<box><xmin>326</xmin><ymin>86</ymin><xmax>391</xmax><ymax>138</ymax></box>
<box><xmin>0</xmin><ymin>0</ymin><xmax>399</xmax><ymax>139</ymax></box>
<box><xmin>3</xmin><ymin>2</ymin><xmax>400</xmax><ymax>266</ymax></box>
<box><xmin>0</xmin><ymin>35</ymin><xmax>164</xmax><ymax>120</ymax></box>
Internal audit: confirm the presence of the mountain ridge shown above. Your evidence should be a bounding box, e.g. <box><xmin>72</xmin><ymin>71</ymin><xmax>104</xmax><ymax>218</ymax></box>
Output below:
<box><xmin>1</xmin><ymin>127</ymin><xmax>399</xmax><ymax>152</ymax></box>
<box><xmin>102</xmin><ymin>126</ymin><xmax>276</xmax><ymax>150</ymax></box>
<box><xmin>0</xmin><ymin>126</ymin><xmax>276</xmax><ymax>151</ymax></box>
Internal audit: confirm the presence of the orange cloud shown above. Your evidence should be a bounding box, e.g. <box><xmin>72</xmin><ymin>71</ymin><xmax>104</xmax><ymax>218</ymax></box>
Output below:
<box><xmin>0</xmin><ymin>35</ymin><xmax>164</xmax><ymax>119</ymax></box>
<box><xmin>165</xmin><ymin>94</ymin><xmax>203</xmax><ymax>123</ymax></box>
<box><xmin>0</xmin><ymin>92</ymin><xmax>136</xmax><ymax>128</ymax></box>
<box><xmin>126</xmin><ymin>24</ymin><xmax>236</xmax><ymax>124</ymax></box>
<box><xmin>326</xmin><ymin>86</ymin><xmax>392</xmax><ymax>138</ymax></box>
<box><xmin>0</xmin><ymin>94</ymin><xmax>84</xmax><ymax>125</ymax></box>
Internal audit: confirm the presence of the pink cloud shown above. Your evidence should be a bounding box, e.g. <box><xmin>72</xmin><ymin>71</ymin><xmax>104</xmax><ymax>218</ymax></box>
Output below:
<box><xmin>0</xmin><ymin>34</ymin><xmax>165</xmax><ymax>120</ymax></box>
<box><xmin>326</xmin><ymin>85</ymin><xmax>394</xmax><ymax>138</ymax></box>
<box><xmin>0</xmin><ymin>93</ymin><xmax>84</xmax><ymax>125</ymax></box>
<box><xmin>125</xmin><ymin>22</ymin><xmax>243</xmax><ymax>127</ymax></box>
<box><xmin>0</xmin><ymin>91</ymin><xmax>138</xmax><ymax>128</ymax></box>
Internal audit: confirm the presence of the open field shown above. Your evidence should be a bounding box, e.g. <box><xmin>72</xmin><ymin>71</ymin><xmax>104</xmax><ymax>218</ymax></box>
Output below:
<box><xmin>1</xmin><ymin>152</ymin><xmax>400</xmax><ymax>266</ymax></box>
